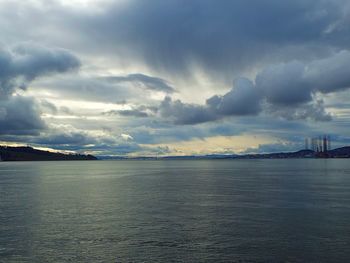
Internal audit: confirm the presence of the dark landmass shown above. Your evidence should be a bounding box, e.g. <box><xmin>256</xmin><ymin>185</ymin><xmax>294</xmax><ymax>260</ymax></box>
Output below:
<box><xmin>100</xmin><ymin>147</ymin><xmax>350</xmax><ymax>160</ymax></box>
<box><xmin>0</xmin><ymin>146</ymin><xmax>97</xmax><ymax>161</ymax></box>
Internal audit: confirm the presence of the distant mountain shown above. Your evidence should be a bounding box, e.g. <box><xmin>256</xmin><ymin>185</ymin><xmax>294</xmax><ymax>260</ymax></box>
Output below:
<box><xmin>219</xmin><ymin>147</ymin><xmax>350</xmax><ymax>159</ymax></box>
<box><xmin>237</xmin><ymin>149</ymin><xmax>315</xmax><ymax>159</ymax></box>
<box><xmin>99</xmin><ymin>147</ymin><xmax>350</xmax><ymax>160</ymax></box>
<box><xmin>0</xmin><ymin>146</ymin><xmax>97</xmax><ymax>161</ymax></box>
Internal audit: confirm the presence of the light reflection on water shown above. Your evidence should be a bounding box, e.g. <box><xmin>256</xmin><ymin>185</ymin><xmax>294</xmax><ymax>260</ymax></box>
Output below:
<box><xmin>0</xmin><ymin>159</ymin><xmax>350</xmax><ymax>262</ymax></box>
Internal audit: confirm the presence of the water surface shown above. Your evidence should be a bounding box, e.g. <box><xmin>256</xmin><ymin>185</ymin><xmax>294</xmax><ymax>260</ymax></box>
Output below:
<box><xmin>1</xmin><ymin>159</ymin><xmax>350</xmax><ymax>262</ymax></box>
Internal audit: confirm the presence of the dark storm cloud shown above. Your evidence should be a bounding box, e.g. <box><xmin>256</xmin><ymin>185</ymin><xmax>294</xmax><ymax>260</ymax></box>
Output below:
<box><xmin>257</xmin><ymin>50</ymin><xmax>350</xmax><ymax>106</ymax></box>
<box><xmin>158</xmin><ymin>50</ymin><xmax>350</xmax><ymax>124</ymax></box>
<box><xmin>266</xmin><ymin>100</ymin><xmax>332</xmax><ymax>122</ymax></box>
<box><xmin>0</xmin><ymin>42</ymin><xmax>80</xmax><ymax>97</ymax></box>
<box><xmin>159</xmin><ymin>97</ymin><xmax>216</xmax><ymax>125</ymax></box>
<box><xmin>207</xmin><ymin>78</ymin><xmax>262</xmax><ymax>116</ymax></box>
<box><xmin>0</xmin><ymin>96</ymin><xmax>45</xmax><ymax>135</ymax></box>
<box><xmin>0</xmin><ymin>42</ymin><xmax>80</xmax><ymax>136</ymax></box>
<box><xmin>0</xmin><ymin>0</ymin><xmax>348</xmax><ymax>77</ymax></box>
<box><xmin>159</xmin><ymin>77</ymin><xmax>262</xmax><ymax>125</ymax></box>
<box><xmin>256</xmin><ymin>62</ymin><xmax>310</xmax><ymax>105</ymax></box>
<box><xmin>305</xmin><ymin>50</ymin><xmax>350</xmax><ymax>93</ymax></box>
<box><xmin>69</xmin><ymin>0</ymin><xmax>345</xmax><ymax>75</ymax></box>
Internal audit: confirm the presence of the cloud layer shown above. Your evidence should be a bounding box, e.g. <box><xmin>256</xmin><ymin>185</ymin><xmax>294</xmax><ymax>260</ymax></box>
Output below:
<box><xmin>0</xmin><ymin>42</ymin><xmax>80</xmax><ymax>135</ymax></box>
<box><xmin>158</xmin><ymin>50</ymin><xmax>350</xmax><ymax>124</ymax></box>
<box><xmin>0</xmin><ymin>0</ymin><xmax>350</xmax><ymax>155</ymax></box>
<box><xmin>68</xmin><ymin>0</ymin><xmax>347</xmax><ymax>75</ymax></box>
<box><xmin>0</xmin><ymin>42</ymin><xmax>80</xmax><ymax>98</ymax></box>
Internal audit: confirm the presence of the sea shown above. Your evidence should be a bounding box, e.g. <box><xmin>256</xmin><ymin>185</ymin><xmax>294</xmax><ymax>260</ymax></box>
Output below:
<box><xmin>0</xmin><ymin>159</ymin><xmax>350</xmax><ymax>262</ymax></box>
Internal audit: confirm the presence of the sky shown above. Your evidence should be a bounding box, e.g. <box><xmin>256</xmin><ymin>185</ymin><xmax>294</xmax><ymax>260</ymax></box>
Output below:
<box><xmin>1</xmin><ymin>0</ymin><xmax>350</xmax><ymax>156</ymax></box>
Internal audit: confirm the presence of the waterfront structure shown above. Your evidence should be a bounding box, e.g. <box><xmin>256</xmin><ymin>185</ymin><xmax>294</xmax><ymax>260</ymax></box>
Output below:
<box><xmin>305</xmin><ymin>138</ymin><xmax>309</xmax><ymax>150</ymax></box>
<box><xmin>307</xmin><ymin>135</ymin><xmax>331</xmax><ymax>153</ymax></box>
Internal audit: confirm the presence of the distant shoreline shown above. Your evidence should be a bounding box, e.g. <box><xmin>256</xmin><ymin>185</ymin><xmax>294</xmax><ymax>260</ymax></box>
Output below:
<box><xmin>99</xmin><ymin>147</ymin><xmax>350</xmax><ymax>160</ymax></box>
<box><xmin>1</xmin><ymin>145</ymin><xmax>350</xmax><ymax>162</ymax></box>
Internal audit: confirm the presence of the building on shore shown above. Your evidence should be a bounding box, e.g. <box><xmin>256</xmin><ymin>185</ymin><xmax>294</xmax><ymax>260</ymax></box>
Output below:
<box><xmin>306</xmin><ymin>135</ymin><xmax>331</xmax><ymax>153</ymax></box>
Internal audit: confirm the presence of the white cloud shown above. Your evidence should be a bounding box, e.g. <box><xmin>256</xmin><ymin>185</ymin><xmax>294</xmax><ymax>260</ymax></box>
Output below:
<box><xmin>121</xmin><ymin>133</ymin><xmax>133</xmax><ymax>141</ymax></box>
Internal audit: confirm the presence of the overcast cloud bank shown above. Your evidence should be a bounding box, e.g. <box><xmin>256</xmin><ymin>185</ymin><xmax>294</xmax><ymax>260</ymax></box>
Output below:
<box><xmin>0</xmin><ymin>0</ymin><xmax>350</xmax><ymax>155</ymax></box>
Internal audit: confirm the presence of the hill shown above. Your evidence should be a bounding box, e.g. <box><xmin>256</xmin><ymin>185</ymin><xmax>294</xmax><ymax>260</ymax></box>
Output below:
<box><xmin>0</xmin><ymin>146</ymin><xmax>97</xmax><ymax>161</ymax></box>
<box><xmin>328</xmin><ymin>146</ymin><xmax>350</xmax><ymax>158</ymax></box>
